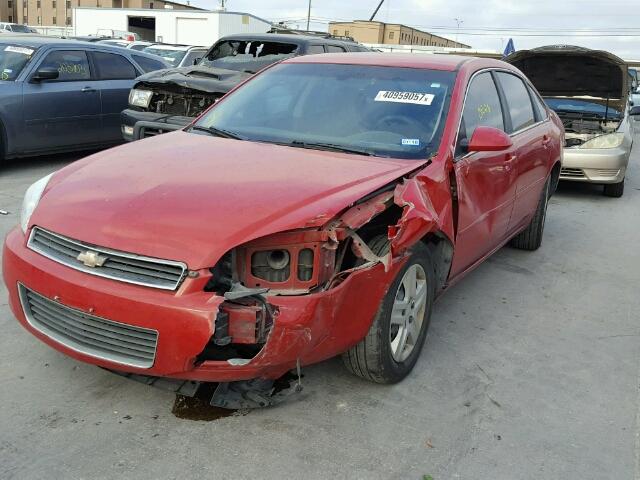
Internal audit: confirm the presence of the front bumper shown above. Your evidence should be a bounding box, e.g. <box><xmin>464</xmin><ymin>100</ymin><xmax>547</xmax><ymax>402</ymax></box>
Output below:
<box><xmin>560</xmin><ymin>146</ymin><xmax>630</xmax><ymax>183</ymax></box>
<box><xmin>121</xmin><ymin>109</ymin><xmax>193</xmax><ymax>142</ymax></box>
<box><xmin>3</xmin><ymin>227</ymin><xmax>401</xmax><ymax>382</ymax></box>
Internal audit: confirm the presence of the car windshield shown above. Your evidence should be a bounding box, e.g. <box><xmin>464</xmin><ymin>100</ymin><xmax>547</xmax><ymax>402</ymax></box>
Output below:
<box><xmin>198</xmin><ymin>40</ymin><xmax>298</xmax><ymax>74</ymax></box>
<box><xmin>193</xmin><ymin>63</ymin><xmax>456</xmax><ymax>160</ymax></box>
<box><xmin>0</xmin><ymin>44</ymin><xmax>36</xmax><ymax>81</ymax></box>
<box><xmin>9</xmin><ymin>24</ymin><xmax>31</xmax><ymax>33</ymax></box>
<box><xmin>544</xmin><ymin>97</ymin><xmax>622</xmax><ymax>119</ymax></box>
<box><xmin>142</xmin><ymin>47</ymin><xmax>186</xmax><ymax>67</ymax></box>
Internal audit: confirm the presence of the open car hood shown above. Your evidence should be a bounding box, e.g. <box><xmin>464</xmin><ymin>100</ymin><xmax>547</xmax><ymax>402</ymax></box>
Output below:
<box><xmin>134</xmin><ymin>65</ymin><xmax>253</xmax><ymax>94</ymax></box>
<box><xmin>506</xmin><ymin>45</ymin><xmax>628</xmax><ymax>100</ymax></box>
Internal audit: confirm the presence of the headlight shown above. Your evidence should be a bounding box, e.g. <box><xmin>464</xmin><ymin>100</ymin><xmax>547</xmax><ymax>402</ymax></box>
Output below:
<box><xmin>128</xmin><ymin>89</ymin><xmax>153</xmax><ymax>108</ymax></box>
<box><xmin>579</xmin><ymin>133</ymin><xmax>625</xmax><ymax>149</ymax></box>
<box><xmin>20</xmin><ymin>173</ymin><xmax>53</xmax><ymax>233</ymax></box>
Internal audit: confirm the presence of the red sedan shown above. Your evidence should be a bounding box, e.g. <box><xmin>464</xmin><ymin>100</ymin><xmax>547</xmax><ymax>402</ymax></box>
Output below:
<box><xmin>2</xmin><ymin>53</ymin><xmax>563</xmax><ymax>408</ymax></box>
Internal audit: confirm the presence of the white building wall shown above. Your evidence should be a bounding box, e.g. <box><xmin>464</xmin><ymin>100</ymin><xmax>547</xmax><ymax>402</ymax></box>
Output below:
<box><xmin>72</xmin><ymin>8</ymin><xmax>271</xmax><ymax>46</ymax></box>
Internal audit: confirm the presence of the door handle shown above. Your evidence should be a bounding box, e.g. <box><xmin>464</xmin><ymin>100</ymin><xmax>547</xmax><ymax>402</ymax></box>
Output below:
<box><xmin>81</xmin><ymin>86</ymin><xmax>95</xmax><ymax>93</ymax></box>
<box><xmin>542</xmin><ymin>135</ymin><xmax>551</xmax><ymax>147</ymax></box>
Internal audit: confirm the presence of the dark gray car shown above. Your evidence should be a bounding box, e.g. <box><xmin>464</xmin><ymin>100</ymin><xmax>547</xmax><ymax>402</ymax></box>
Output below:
<box><xmin>0</xmin><ymin>35</ymin><xmax>168</xmax><ymax>162</ymax></box>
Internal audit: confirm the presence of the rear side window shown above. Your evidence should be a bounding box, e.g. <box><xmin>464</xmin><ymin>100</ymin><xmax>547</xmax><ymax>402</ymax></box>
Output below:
<box><xmin>460</xmin><ymin>72</ymin><xmax>504</xmax><ymax>145</ymax></box>
<box><xmin>92</xmin><ymin>51</ymin><xmax>137</xmax><ymax>79</ymax></box>
<box><xmin>307</xmin><ymin>45</ymin><xmax>325</xmax><ymax>54</ymax></box>
<box><xmin>39</xmin><ymin>50</ymin><xmax>90</xmax><ymax>81</ymax></box>
<box><xmin>132</xmin><ymin>54</ymin><xmax>166</xmax><ymax>73</ymax></box>
<box><xmin>496</xmin><ymin>72</ymin><xmax>536</xmax><ymax>132</ymax></box>
<box><xmin>326</xmin><ymin>45</ymin><xmax>346</xmax><ymax>53</ymax></box>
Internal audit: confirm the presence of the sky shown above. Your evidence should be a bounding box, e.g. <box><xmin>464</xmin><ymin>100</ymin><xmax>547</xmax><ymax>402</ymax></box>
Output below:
<box><xmin>192</xmin><ymin>0</ymin><xmax>640</xmax><ymax>59</ymax></box>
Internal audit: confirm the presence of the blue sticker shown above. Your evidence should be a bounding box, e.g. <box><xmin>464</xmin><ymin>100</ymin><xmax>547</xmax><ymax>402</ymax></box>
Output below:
<box><xmin>402</xmin><ymin>138</ymin><xmax>420</xmax><ymax>146</ymax></box>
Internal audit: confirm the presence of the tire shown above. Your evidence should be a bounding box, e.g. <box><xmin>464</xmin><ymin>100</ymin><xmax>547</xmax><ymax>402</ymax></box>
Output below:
<box><xmin>510</xmin><ymin>177</ymin><xmax>550</xmax><ymax>251</ymax></box>
<box><xmin>603</xmin><ymin>179</ymin><xmax>624</xmax><ymax>198</ymax></box>
<box><xmin>342</xmin><ymin>240</ymin><xmax>435</xmax><ymax>384</ymax></box>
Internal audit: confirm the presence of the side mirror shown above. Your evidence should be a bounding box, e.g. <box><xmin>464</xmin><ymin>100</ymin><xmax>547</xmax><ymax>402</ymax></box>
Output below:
<box><xmin>630</xmin><ymin>105</ymin><xmax>640</xmax><ymax>116</ymax></box>
<box><xmin>31</xmin><ymin>67</ymin><xmax>59</xmax><ymax>82</ymax></box>
<box><xmin>193</xmin><ymin>57</ymin><xmax>202</xmax><ymax>65</ymax></box>
<box><xmin>467</xmin><ymin>126</ymin><xmax>513</xmax><ymax>152</ymax></box>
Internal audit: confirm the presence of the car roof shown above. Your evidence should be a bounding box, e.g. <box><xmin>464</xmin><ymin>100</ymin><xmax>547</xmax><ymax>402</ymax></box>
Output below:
<box><xmin>145</xmin><ymin>44</ymin><xmax>205</xmax><ymax>51</ymax></box>
<box><xmin>284</xmin><ymin>52</ymin><xmax>510</xmax><ymax>72</ymax></box>
<box><xmin>219</xmin><ymin>33</ymin><xmax>359</xmax><ymax>46</ymax></box>
<box><xmin>0</xmin><ymin>34</ymin><xmax>98</xmax><ymax>49</ymax></box>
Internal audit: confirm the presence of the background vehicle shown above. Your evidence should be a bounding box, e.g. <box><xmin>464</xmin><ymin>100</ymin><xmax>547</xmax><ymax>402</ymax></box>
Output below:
<box><xmin>141</xmin><ymin>44</ymin><xmax>207</xmax><ymax>68</ymax></box>
<box><xmin>121</xmin><ymin>33</ymin><xmax>370</xmax><ymax>141</ymax></box>
<box><xmin>0</xmin><ymin>36</ymin><xmax>169</xmax><ymax>162</ymax></box>
<box><xmin>507</xmin><ymin>45</ymin><xmax>635</xmax><ymax>197</ymax></box>
<box><xmin>4</xmin><ymin>53</ymin><xmax>562</xmax><ymax>408</ymax></box>
<box><xmin>0</xmin><ymin>23</ymin><xmax>34</xmax><ymax>33</ymax></box>
<box><xmin>97</xmin><ymin>39</ymin><xmax>131</xmax><ymax>48</ymax></box>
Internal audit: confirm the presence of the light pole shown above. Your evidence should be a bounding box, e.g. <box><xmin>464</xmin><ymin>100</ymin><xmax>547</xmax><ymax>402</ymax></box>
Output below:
<box><xmin>454</xmin><ymin>17</ymin><xmax>463</xmax><ymax>44</ymax></box>
<box><xmin>306</xmin><ymin>0</ymin><xmax>311</xmax><ymax>32</ymax></box>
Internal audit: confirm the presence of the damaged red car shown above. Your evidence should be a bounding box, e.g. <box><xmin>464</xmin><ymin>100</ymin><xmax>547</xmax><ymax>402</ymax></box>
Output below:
<box><xmin>3</xmin><ymin>53</ymin><xmax>563</xmax><ymax>408</ymax></box>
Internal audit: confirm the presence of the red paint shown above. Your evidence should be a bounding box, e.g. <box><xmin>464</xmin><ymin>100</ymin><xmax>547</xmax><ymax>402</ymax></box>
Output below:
<box><xmin>2</xmin><ymin>54</ymin><xmax>562</xmax><ymax>383</ymax></box>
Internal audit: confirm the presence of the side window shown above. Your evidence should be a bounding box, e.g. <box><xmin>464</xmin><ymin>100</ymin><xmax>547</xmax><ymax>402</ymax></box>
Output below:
<box><xmin>529</xmin><ymin>86</ymin><xmax>548</xmax><ymax>121</ymax></box>
<box><xmin>495</xmin><ymin>72</ymin><xmax>536</xmax><ymax>132</ymax></box>
<box><xmin>307</xmin><ymin>45</ymin><xmax>326</xmax><ymax>54</ymax></box>
<box><xmin>38</xmin><ymin>50</ymin><xmax>90</xmax><ymax>81</ymax></box>
<box><xmin>132</xmin><ymin>54</ymin><xmax>167</xmax><ymax>73</ymax></box>
<box><xmin>460</xmin><ymin>72</ymin><xmax>504</xmax><ymax>148</ymax></box>
<box><xmin>91</xmin><ymin>51</ymin><xmax>137</xmax><ymax>80</ymax></box>
<box><xmin>326</xmin><ymin>45</ymin><xmax>346</xmax><ymax>53</ymax></box>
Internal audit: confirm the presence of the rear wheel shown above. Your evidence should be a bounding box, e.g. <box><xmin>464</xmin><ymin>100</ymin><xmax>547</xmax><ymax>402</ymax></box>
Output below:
<box><xmin>342</xmin><ymin>240</ymin><xmax>435</xmax><ymax>384</ymax></box>
<box><xmin>510</xmin><ymin>177</ymin><xmax>550</xmax><ymax>251</ymax></box>
<box><xmin>603</xmin><ymin>179</ymin><xmax>624</xmax><ymax>198</ymax></box>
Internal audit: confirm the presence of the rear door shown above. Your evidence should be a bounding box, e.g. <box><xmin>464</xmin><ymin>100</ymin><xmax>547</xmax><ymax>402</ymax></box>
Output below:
<box><xmin>22</xmin><ymin>48</ymin><xmax>102</xmax><ymax>152</ymax></box>
<box><xmin>450</xmin><ymin>71</ymin><xmax>519</xmax><ymax>277</ymax></box>
<box><xmin>89</xmin><ymin>50</ymin><xmax>140</xmax><ymax>143</ymax></box>
<box><xmin>494</xmin><ymin>71</ymin><xmax>550</xmax><ymax>233</ymax></box>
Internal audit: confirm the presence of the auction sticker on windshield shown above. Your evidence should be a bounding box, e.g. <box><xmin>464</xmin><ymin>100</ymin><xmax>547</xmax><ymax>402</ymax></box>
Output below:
<box><xmin>374</xmin><ymin>91</ymin><xmax>434</xmax><ymax>105</ymax></box>
<box><xmin>4</xmin><ymin>46</ymin><xmax>34</xmax><ymax>55</ymax></box>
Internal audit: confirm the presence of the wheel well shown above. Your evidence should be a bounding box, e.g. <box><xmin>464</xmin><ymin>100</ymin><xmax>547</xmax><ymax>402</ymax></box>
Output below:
<box><xmin>420</xmin><ymin>232</ymin><xmax>453</xmax><ymax>292</ymax></box>
<box><xmin>550</xmin><ymin>162</ymin><xmax>561</xmax><ymax>196</ymax></box>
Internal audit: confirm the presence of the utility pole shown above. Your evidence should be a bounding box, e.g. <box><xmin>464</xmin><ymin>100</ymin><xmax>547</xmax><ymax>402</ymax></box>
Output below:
<box><xmin>369</xmin><ymin>0</ymin><xmax>385</xmax><ymax>21</ymax></box>
<box><xmin>454</xmin><ymin>18</ymin><xmax>463</xmax><ymax>43</ymax></box>
<box><xmin>306</xmin><ymin>0</ymin><xmax>311</xmax><ymax>31</ymax></box>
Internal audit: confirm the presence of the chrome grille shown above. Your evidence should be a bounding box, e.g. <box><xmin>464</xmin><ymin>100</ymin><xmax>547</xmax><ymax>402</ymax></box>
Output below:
<box><xmin>28</xmin><ymin>227</ymin><xmax>187</xmax><ymax>291</ymax></box>
<box><xmin>560</xmin><ymin>167</ymin><xmax>586</xmax><ymax>178</ymax></box>
<box><xmin>19</xmin><ymin>284</ymin><xmax>158</xmax><ymax>368</ymax></box>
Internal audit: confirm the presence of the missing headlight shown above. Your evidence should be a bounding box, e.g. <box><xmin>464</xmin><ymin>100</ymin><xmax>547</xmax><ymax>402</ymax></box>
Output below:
<box><xmin>251</xmin><ymin>250</ymin><xmax>291</xmax><ymax>282</ymax></box>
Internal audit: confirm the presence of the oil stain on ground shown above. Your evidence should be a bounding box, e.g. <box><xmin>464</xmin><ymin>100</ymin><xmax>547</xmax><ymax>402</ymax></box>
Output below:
<box><xmin>171</xmin><ymin>383</ymin><xmax>249</xmax><ymax>421</ymax></box>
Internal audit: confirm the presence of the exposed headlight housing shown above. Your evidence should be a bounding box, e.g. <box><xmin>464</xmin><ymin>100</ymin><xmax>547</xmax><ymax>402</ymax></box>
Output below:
<box><xmin>128</xmin><ymin>89</ymin><xmax>153</xmax><ymax>108</ymax></box>
<box><xmin>579</xmin><ymin>132</ymin><xmax>625</xmax><ymax>149</ymax></box>
<box><xmin>20</xmin><ymin>173</ymin><xmax>53</xmax><ymax>233</ymax></box>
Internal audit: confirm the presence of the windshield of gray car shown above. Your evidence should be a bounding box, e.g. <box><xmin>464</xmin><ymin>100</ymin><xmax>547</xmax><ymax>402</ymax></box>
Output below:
<box><xmin>142</xmin><ymin>47</ymin><xmax>187</xmax><ymax>67</ymax></box>
<box><xmin>198</xmin><ymin>40</ymin><xmax>298</xmax><ymax>74</ymax></box>
<box><xmin>545</xmin><ymin>98</ymin><xmax>622</xmax><ymax>119</ymax></box>
<box><xmin>193</xmin><ymin>63</ymin><xmax>456</xmax><ymax>160</ymax></box>
<box><xmin>0</xmin><ymin>44</ymin><xmax>36</xmax><ymax>81</ymax></box>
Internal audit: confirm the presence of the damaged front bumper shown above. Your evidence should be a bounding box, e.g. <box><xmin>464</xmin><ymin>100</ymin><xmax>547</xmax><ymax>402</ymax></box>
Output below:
<box><xmin>121</xmin><ymin>108</ymin><xmax>193</xmax><ymax>142</ymax></box>
<box><xmin>3</xmin><ymin>226</ymin><xmax>404</xmax><ymax>384</ymax></box>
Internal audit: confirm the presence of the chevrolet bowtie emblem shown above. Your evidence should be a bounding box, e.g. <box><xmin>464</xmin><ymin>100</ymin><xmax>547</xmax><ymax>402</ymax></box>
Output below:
<box><xmin>77</xmin><ymin>250</ymin><xmax>107</xmax><ymax>268</ymax></box>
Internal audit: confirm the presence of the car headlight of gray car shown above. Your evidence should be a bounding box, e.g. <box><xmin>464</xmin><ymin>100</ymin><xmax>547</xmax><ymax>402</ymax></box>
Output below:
<box><xmin>20</xmin><ymin>173</ymin><xmax>53</xmax><ymax>233</ymax></box>
<box><xmin>128</xmin><ymin>89</ymin><xmax>153</xmax><ymax>108</ymax></box>
<box><xmin>578</xmin><ymin>132</ymin><xmax>625</xmax><ymax>149</ymax></box>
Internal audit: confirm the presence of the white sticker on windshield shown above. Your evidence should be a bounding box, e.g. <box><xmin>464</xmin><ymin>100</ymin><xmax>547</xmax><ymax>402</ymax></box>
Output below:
<box><xmin>375</xmin><ymin>91</ymin><xmax>434</xmax><ymax>105</ymax></box>
<box><xmin>402</xmin><ymin>139</ymin><xmax>420</xmax><ymax>146</ymax></box>
<box><xmin>4</xmin><ymin>46</ymin><xmax>34</xmax><ymax>55</ymax></box>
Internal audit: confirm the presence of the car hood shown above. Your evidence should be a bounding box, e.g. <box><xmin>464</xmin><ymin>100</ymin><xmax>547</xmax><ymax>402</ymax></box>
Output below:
<box><xmin>134</xmin><ymin>65</ymin><xmax>252</xmax><ymax>94</ymax></box>
<box><xmin>33</xmin><ymin>131</ymin><xmax>425</xmax><ymax>269</ymax></box>
<box><xmin>506</xmin><ymin>45</ymin><xmax>628</xmax><ymax>100</ymax></box>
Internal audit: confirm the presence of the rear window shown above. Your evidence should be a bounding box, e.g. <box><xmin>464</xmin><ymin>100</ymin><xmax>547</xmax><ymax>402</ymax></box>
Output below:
<box><xmin>92</xmin><ymin>51</ymin><xmax>137</xmax><ymax>80</ymax></box>
<box><xmin>142</xmin><ymin>47</ymin><xmax>187</xmax><ymax>67</ymax></box>
<box><xmin>132</xmin><ymin>54</ymin><xmax>167</xmax><ymax>73</ymax></box>
<box><xmin>199</xmin><ymin>40</ymin><xmax>299</xmax><ymax>74</ymax></box>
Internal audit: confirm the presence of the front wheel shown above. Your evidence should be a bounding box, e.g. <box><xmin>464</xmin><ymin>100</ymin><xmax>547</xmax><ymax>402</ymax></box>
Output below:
<box><xmin>603</xmin><ymin>179</ymin><xmax>624</xmax><ymax>198</ymax></box>
<box><xmin>342</xmin><ymin>241</ymin><xmax>435</xmax><ymax>384</ymax></box>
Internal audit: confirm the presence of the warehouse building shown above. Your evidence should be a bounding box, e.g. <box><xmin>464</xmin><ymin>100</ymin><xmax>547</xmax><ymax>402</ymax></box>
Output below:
<box><xmin>329</xmin><ymin>20</ymin><xmax>470</xmax><ymax>49</ymax></box>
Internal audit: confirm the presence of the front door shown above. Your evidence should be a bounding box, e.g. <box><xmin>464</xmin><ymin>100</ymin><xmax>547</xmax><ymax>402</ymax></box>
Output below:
<box><xmin>450</xmin><ymin>71</ymin><xmax>518</xmax><ymax>277</ymax></box>
<box><xmin>22</xmin><ymin>49</ymin><xmax>102</xmax><ymax>152</ymax></box>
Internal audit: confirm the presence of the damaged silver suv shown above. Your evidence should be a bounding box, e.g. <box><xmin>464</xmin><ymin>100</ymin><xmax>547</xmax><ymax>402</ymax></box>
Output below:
<box><xmin>508</xmin><ymin>45</ymin><xmax>637</xmax><ymax>197</ymax></box>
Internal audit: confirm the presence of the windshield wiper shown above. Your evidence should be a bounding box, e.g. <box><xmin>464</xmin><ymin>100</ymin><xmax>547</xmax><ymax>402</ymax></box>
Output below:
<box><xmin>287</xmin><ymin>140</ymin><xmax>375</xmax><ymax>157</ymax></box>
<box><xmin>190</xmin><ymin>125</ymin><xmax>246</xmax><ymax>140</ymax></box>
